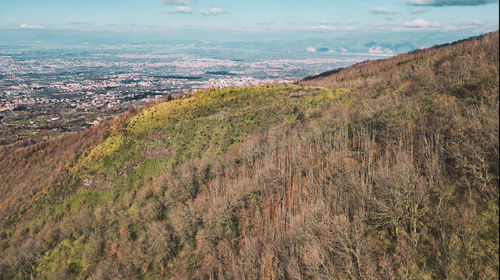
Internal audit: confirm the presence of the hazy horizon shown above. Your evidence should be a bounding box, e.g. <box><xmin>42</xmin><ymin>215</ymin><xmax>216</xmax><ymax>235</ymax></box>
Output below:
<box><xmin>1</xmin><ymin>0</ymin><xmax>498</xmax><ymax>44</ymax></box>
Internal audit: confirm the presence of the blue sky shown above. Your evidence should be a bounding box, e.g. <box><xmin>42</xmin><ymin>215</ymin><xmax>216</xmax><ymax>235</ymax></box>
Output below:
<box><xmin>0</xmin><ymin>0</ymin><xmax>498</xmax><ymax>35</ymax></box>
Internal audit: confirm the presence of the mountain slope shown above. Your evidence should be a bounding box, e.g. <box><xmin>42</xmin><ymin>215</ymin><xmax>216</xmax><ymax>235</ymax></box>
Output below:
<box><xmin>0</xmin><ymin>31</ymin><xmax>498</xmax><ymax>279</ymax></box>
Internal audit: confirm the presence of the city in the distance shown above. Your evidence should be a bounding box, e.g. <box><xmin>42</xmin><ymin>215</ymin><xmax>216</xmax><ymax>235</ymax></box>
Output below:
<box><xmin>0</xmin><ymin>0</ymin><xmax>497</xmax><ymax>147</ymax></box>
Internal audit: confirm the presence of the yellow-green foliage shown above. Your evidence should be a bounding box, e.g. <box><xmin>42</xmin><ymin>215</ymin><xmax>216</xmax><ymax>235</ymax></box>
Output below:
<box><xmin>75</xmin><ymin>84</ymin><xmax>343</xmax><ymax>183</ymax></box>
<box><xmin>126</xmin><ymin>84</ymin><xmax>339</xmax><ymax>135</ymax></box>
<box><xmin>78</xmin><ymin>134</ymin><xmax>126</xmax><ymax>174</ymax></box>
<box><xmin>36</xmin><ymin>237</ymin><xmax>86</xmax><ymax>278</ymax></box>
<box><xmin>61</xmin><ymin>188</ymin><xmax>113</xmax><ymax>216</ymax></box>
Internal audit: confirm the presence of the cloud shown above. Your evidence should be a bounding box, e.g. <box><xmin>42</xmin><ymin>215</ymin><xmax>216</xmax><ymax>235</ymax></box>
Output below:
<box><xmin>369</xmin><ymin>46</ymin><xmax>384</xmax><ymax>54</ymax></box>
<box><xmin>369</xmin><ymin>46</ymin><xmax>394</xmax><ymax>54</ymax></box>
<box><xmin>469</xmin><ymin>19</ymin><xmax>485</xmax><ymax>25</ymax></box>
<box><xmin>407</xmin><ymin>0</ymin><xmax>497</xmax><ymax>6</ymax></box>
<box><xmin>19</xmin><ymin>24</ymin><xmax>45</xmax><ymax>29</ymax></box>
<box><xmin>404</xmin><ymin>18</ymin><xmax>439</xmax><ymax>27</ymax></box>
<box><xmin>442</xmin><ymin>19</ymin><xmax>486</xmax><ymax>30</ymax></box>
<box><xmin>306</xmin><ymin>47</ymin><xmax>317</xmax><ymax>52</ymax></box>
<box><xmin>201</xmin><ymin>7</ymin><xmax>225</xmax><ymax>15</ymax></box>
<box><xmin>160</xmin><ymin>0</ymin><xmax>194</xmax><ymax>4</ymax></box>
<box><xmin>236</xmin><ymin>27</ymin><xmax>264</xmax><ymax>32</ymax></box>
<box><xmin>305</xmin><ymin>24</ymin><xmax>336</xmax><ymax>31</ymax></box>
<box><xmin>304</xmin><ymin>22</ymin><xmax>360</xmax><ymax>32</ymax></box>
<box><xmin>371</xmin><ymin>7</ymin><xmax>400</xmax><ymax>15</ymax></box>
<box><xmin>411</xmin><ymin>8</ymin><xmax>431</xmax><ymax>13</ymax></box>
<box><xmin>393</xmin><ymin>18</ymin><xmax>486</xmax><ymax>31</ymax></box>
<box><xmin>168</xmin><ymin>6</ymin><xmax>192</xmax><ymax>14</ymax></box>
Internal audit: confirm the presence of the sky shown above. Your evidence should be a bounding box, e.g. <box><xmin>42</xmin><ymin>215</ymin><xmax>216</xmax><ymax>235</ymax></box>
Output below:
<box><xmin>0</xmin><ymin>0</ymin><xmax>498</xmax><ymax>37</ymax></box>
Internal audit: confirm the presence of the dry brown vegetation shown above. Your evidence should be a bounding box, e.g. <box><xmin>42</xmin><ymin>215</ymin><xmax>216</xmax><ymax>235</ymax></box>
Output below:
<box><xmin>0</xmin><ymin>32</ymin><xmax>498</xmax><ymax>279</ymax></box>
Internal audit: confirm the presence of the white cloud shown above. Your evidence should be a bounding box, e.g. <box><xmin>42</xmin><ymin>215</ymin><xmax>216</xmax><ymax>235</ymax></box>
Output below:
<box><xmin>404</xmin><ymin>18</ymin><xmax>439</xmax><ymax>27</ymax></box>
<box><xmin>160</xmin><ymin>0</ymin><xmax>194</xmax><ymax>4</ymax></box>
<box><xmin>389</xmin><ymin>17</ymin><xmax>487</xmax><ymax>32</ymax></box>
<box><xmin>168</xmin><ymin>6</ymin><xmax>193</xmax><ymax>14</ymax></box>
<box><xmin>368</xmin><ymin>46</ymin><xmax>385</xmax><ymax>54</ymax></box>
<box><xmin>407</xmin><ymin>0</ymin><xmax>497</xmax><ymax>6</ymax></box>
<box><xmin>236</xmin><ymin>27</ymin><xmax>264</xmax><ymax>32</ymax></box>
<box><xmin>442</xmin><ymin>25</ymin><xmax>466</xmax><ymax>31</ymax></box>
<box><xmin>202</xmin><ymin>8</ymin><xmax>225</xmax><ymax>15</ymax></box>
<box><xmin>343</xmin><ymin>26</ymin><xmax>359</xmax><ymax>31</ymax></box>
<box><xmin>19</xmin><ymin>24</ymin><xmax>45</xmax><ymax>29</ymax></box>
<box><xmin>305</xmin><ymin>25</ymin><xmax>336</xmax><ymax>31</ymax></box>
<box><xmin>371</xmin><ymin>7</ymin><xmax>400</xmax><ymax>15</ymax></box>
<box><xmin>306</xmin><ymin>47</ymin><xmax>317</xmax><ymax>52</ymax></box>
<box><xmin>369</xmin><ymin>46</ymin><xmax>394</xmax><ymax>54</ymax></box>
<box><xmin>305</xmin><ymin>23</ymin><xmax>360</xmax><ymax>32</ymax></box>
<box><xmin>470</xmin><ymin>19</ymin><xmax>485</xmax><ymax>25</ymax></box>
<box><xmin>442</xmin><ymin>20</ymin><xmax>487</xmax><ymax>31</ymax></box>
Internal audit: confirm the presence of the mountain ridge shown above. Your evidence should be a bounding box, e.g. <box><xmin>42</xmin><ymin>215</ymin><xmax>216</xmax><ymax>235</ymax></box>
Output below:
<box><xmin>303</xmin><ymin>31</ymin><xmax>497</xmax><ymax>84</ymax></box>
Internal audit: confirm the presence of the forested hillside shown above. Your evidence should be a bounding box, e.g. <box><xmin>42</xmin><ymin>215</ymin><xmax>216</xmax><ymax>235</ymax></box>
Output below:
<box><xmin>0</xmin><ymin>31</ymin><xmax>498</xmax><ymax>279</ymax></box>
